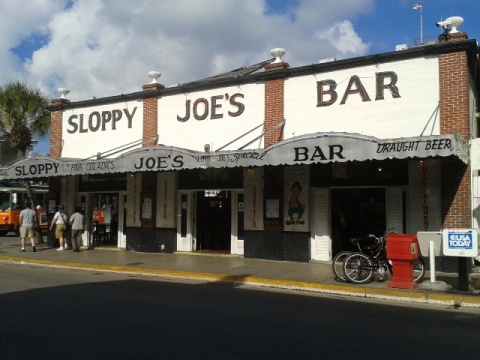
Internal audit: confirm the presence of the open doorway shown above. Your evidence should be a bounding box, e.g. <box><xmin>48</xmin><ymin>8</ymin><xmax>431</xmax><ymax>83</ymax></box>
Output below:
<box><xmin>196</xmin><ymin>190</ymin><xmax>231</xmax><ymax>252</ymax></box>
<box><xmin>91</xmin><ymin>193</ymin><xmax>119</xmax><ymax>246</ymax></box>
<box><xmin>331</xmin><ymin>188</ymin><xmax>386</xmax><ymax>255</ymax></box>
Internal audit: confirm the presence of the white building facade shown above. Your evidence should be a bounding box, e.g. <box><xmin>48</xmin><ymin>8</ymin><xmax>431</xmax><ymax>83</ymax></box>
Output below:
<box><xmin>1</xmin><ymin>34</ymin><xmax>478</xmax><ymax>271</ymax></box>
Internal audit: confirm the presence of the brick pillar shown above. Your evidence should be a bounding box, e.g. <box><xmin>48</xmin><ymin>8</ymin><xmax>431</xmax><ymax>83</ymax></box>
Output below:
<box><xmin>439</xmin><ymin>50</ymin><xmax>471</xmax><ymax>228</ymax></box>
<box><xmin>142</xmin><ymin>82</ymin><xmax>164</xmax><ymax>147</ymax></box>
<box><xmin>49</xmin><ymin>98</ymin><xmax>70</xmax><ymax>157</ymax></box>
<box><xmin>141</xmin><ymin>81</ymin><xmax>163</xmax><ymax>230</ymax></box>
<box><xmin>264</xmin><ymin>61</ymin><xmax>288</xmax><ymax>147</ymax></box>
<box><xmin>438</xmin><ymin>32</ymin><xmax>468</xmax><ymax>43</ymax></box>
<box><xmin>263</xmin><ymin>57</ymin><xmax>289</xmax><ymax>232</ymax></box>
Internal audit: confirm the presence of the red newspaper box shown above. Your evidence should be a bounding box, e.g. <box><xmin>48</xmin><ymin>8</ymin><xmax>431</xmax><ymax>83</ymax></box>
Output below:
<box><xmin>386</xmin><ymin>234</ymin><xmax>419</xmax><ymax>290</ymax></box>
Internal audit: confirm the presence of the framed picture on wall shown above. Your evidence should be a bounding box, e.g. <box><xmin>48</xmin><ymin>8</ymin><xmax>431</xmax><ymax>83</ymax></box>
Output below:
<box><xmin>266</xmin><ymin>198</ymin><xmax>279</xmax><ymax>218</ymax></box>
<box><xmin>48</xmin><ymin>199</ymin><xmax>56</xmax><ymax>214</ymax></box>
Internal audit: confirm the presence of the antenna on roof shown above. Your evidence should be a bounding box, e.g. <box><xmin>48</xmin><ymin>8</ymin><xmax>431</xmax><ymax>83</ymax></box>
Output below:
<box><xmin>413</xmin><ymin>1</ymin><xmax>424</xmax><ymax>45</ymax></box>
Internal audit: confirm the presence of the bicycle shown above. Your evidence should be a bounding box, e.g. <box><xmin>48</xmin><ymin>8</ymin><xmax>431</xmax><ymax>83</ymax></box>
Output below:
<box><xmin>332</xmin><ymin>234</ymin><xmax>381</xmax><ymax>282</ymax></box>
<box><xmin>342</xmin><ymin>232</ymin><xmax>425</xmax><ymax>284</ymax></box>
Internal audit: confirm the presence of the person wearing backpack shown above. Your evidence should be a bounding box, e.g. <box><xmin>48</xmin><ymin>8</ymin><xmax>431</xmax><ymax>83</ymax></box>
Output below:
<box><xmin>50</xmin><ymin>204</ymin><xmax>70</xmax><ymax>250</ymax></box>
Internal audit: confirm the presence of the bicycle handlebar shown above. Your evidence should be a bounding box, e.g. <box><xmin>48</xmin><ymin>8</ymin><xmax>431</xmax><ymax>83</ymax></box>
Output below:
<box><xmin>349</xmin><ymin>234</ymin><xmax>387</xmax><ymax>248</ymax></box>
<box><xmin>348</xmin><ymin>234</ymin><xmax>376</xmax><ymax>244</ymax></box>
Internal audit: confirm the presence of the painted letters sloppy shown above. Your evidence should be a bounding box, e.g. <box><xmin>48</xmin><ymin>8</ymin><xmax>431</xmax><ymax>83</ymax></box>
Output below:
<box><xmin>67</xmin><ymin>107</ymin><xmax>137</xmax><ymax>134</ymax></box>
<box><xmin>15</xmin><ymin>163</ymin><xmax>60</xmax><ymax>176</ymax></box>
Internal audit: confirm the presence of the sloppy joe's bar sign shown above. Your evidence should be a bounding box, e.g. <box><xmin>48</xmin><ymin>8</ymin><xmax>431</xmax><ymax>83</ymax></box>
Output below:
<box><xmin>0</xmin><ymin>158</ymin><xmax>64</xmax><ymax>179</ymax></box>
<box><xmin>0</xmin><ymin>133</ymin><xmax>468</xmax><ymax>180</ymax></box>
<box><xmin>69</xmin><ymin>133</ymin><xmax>467</xmax><ymax>173</ymax></box>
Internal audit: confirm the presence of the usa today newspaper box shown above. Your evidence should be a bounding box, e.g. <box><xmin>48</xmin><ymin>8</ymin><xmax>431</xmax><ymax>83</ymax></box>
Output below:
<box><xmin>418</xmin><ymin>230</ymin><xmax>478</xmax><ymax>291</ymax></box>
<box><xmin>442</xmin><ymin>229</ymin><xmax>478</xmax><ymax>258</ymax></box>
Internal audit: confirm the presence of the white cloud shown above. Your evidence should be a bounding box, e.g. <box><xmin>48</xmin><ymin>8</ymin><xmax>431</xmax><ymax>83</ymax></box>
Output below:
<box><xmin>0</xmin><ymin>0</ymin><xmax>373</xmax><ymax>102</ymax></box>
<box><xmin>316</xmin><ymin>20</ymin><xmax>371</xmax><ymax>57</ymax></box>
<box><xmin>0</xmin><ymin>0</ymin><xmax>66</xmax><ymax>83</ymax></box>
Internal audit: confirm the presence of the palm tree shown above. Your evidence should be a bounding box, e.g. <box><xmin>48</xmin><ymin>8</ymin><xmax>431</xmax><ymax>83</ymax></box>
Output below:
<box><xmin>0</xmin><ymin>81</ymin><xmax>50</xmax><ymax>241</ymax></box>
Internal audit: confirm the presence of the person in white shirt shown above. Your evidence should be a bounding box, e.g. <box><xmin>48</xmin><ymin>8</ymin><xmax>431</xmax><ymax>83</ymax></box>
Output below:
<box><xmin>50</xmin><ymin>204</ymin><xmax>69</xmax><ymax>251</ymax></box>
<box><xmin>69</xmin><ymin>207</ymin><xmax>85</xmax><ymax>252</ymax></box>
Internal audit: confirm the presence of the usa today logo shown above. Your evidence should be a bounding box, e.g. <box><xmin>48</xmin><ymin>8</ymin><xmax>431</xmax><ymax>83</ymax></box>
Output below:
<box><xmin>448</xmin><ymin>233</ymin><xmax>473</xmax><ymax>249</ymax></box>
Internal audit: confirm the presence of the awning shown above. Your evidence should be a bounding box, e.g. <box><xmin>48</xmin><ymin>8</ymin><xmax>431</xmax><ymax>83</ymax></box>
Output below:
<box><xmin>0</xmin><ymin>132</ymin><xmax>469</xmax><ymax>180</ymax></box>
<box><xmin>0</xmin><ymin>156</ymin><xmax>66</xmax><ymax>180</ymax></box>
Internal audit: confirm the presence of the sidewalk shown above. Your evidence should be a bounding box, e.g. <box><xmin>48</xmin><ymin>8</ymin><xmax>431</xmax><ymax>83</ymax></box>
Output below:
<box><xmin>1</xmin><ymin>240</ymin><xmax>479</xmax><ymax>309</ymax></box>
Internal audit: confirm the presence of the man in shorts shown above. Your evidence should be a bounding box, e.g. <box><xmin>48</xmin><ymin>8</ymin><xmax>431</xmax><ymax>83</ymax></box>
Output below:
<box><xmin>19</xmin><ymin>201</ymin><xmax>37</xmax><ymax>252</ymax></box>
<box><xmin>69</xmin><ymin>207</ymin><xmax>85</xmax><ymax>252</ymax></box>
<box><xmin>50</xmin><ymin>204</ymin><xmax>69</xmax><ymax>250</ymax></box>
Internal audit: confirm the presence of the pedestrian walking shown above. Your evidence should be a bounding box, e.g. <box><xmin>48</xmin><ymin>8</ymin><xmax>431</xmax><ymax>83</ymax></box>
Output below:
<box><xmin>69</xmin><ymin>207</ymin><xmax>85</xmax><ymax>252</ymax></box>
<box><xmin>19</xmin><ymin>201</ymin><xmax>37</xmax><ymax>252</ymax></box>
<box><xmin>50</xmin><ymin>204</ymin><xmax>69</xmax><ymax>250</ymax></box>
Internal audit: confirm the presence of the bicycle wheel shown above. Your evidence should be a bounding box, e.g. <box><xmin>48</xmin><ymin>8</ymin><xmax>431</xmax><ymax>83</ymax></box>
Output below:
<box><xmin>331</xmin><ymin>251</ymin><xmax>351</xmax><ymax>282</ymax></box>
<box><xmin>343</xmin><ymin>252</ymin><xmax>374</xmax><ymax>284</ymax></box>
<box><xmin>413</xmin><ymin>257</ymin><xmax>425</xmax><ymax>283</ymax></box>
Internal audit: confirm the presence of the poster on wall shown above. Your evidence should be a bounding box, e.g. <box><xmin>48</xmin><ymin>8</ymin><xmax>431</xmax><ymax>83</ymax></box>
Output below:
<box><xmin>156</xmin><ymin>172</ymin><xmax>176</xmax><ymax>228</ymax></box>
<box><xmin>243</xmin><ymin>168</ymin><xmax>264</xmax><ymax>231</ymax></box>
<box><xmin>126</xmin><ymin>173</ymin><xmax>142</xmax><ymax>227</ymax></box>
<box><xmin>142</xmin><ymin>198</ymin><xmax>152</xmax><ymax>219</ymax></box>
<box><xmin>48</xmin><ymin>200</ymin><xmax>56</xmax><ymax>214</ymax></box>
<box><xmin>284</xmin><ymin>166</ymin><xmax>309</xmax><ymax>232</ymax></box>
<box><xmin>266</xmin><ymin>199</ymin><xmax>280</xmax><ymax>218</ymax></box>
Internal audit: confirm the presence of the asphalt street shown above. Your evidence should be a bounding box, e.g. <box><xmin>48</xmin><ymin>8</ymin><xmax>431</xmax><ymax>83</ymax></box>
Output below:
<box><xmin>0</xmin><ymin>236</ymin><xmax>479</xmax><ymax>309</ymax></box>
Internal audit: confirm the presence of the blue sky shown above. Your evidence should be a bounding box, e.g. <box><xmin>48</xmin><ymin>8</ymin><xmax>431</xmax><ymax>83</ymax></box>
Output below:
<box><xmin>0</xmin><ymin>0</ymin><xmax>478</xmax><ymax>154</ymax></box>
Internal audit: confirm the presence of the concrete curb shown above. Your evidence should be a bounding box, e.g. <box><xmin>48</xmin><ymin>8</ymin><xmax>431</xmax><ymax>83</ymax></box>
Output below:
<box><xmin>1</xmin><ymin>255</ymin><xmax>479</xmax><ymax>309</ymax></box>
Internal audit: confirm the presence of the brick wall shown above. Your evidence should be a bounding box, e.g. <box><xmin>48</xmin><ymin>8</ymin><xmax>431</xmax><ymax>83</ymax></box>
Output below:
<box><xmin>49</xmin><ymin>98</ymin><xmax>69</xmax><ymax>157</ymax></box>
<box><xmin>142</xmin><ymin>83</ymin><xmax>163</xmax><ymax>147</ymax></box>
<box><xmin>439</xmin><ymin>51</ymin><xmax>471</xmax><ymax>228</ymax></box>
<box><xmin>264</xmin><ymin>219</ymin><xmax>283</xmax><ymax>232</ymax></box>
<box><xmin>264</xmin><ymin>62</ymin><xmax>287</xmax><ymax>147</ymax></box>
<box><xmin>263</xmin><ymin>63</ymin><xmax>288</xmax><ymax>231</ymax></box>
